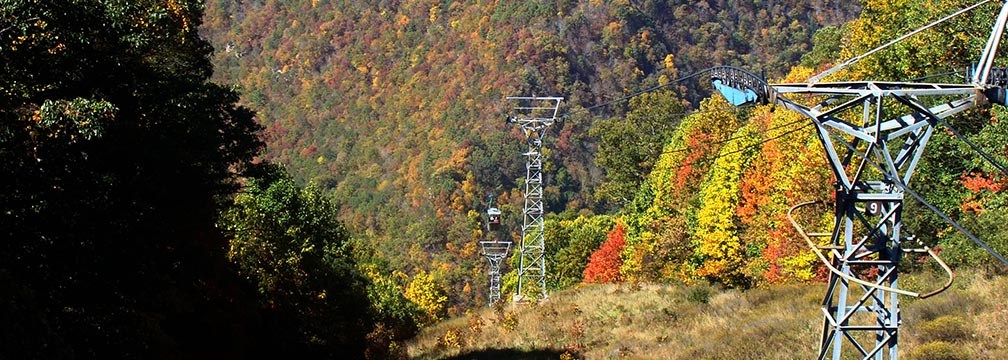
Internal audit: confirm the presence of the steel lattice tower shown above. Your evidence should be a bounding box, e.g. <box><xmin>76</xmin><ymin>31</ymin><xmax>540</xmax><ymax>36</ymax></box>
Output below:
<box><xmin>479</xmin><ymin>240</ymin><xmax>511</xmax><ymax>305</ymax></box>
<box><xmin>506</xmin><ymin>96</ymin><xmax>562</xmax><ymax>302</ymax></box>
<box><xmin>710</xmin><ymin>3</ymin><xmax>1008</xmax><ymax>354</ymax></box>
<box><xmin>714</xmin><ymin>69</ymin><xmax>989</xmax><ymax>360</ymax></box>
<box><xmin>773</xmin><ymin>81</ymin><xmax>974</xmax><ymax>360</ymax></box>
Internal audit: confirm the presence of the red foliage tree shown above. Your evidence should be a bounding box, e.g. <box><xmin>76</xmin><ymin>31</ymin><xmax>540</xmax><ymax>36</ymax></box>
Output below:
<box><xmin>583</xmin><ymin>223</ymin><xmax>627</xmax><ymax>283</ymax></box>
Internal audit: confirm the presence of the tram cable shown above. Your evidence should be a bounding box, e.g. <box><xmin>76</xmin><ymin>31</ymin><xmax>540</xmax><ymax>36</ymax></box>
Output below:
<box><xmin>655</xmin><ymin>116</ymin><xmax>806</xmax><ymax>157</ymax></box>
<box><xmin>809</xmin><ymin>0</ymin><xmax>996</xmax><ymax>83</ymax></box>
<box><xmin>658</xmin><ymin>121</ymin><xmax>812</xmax><ymax>173</ymax></box>
<box><xmin>582</xmin><ymin>67</ymin><xmax>717</xmax><ymax>112</ymax></box>
<box><xmin>933</xmin><ymin>116</ymin><xmax>1008</xmax><ymax>177</ymax></box>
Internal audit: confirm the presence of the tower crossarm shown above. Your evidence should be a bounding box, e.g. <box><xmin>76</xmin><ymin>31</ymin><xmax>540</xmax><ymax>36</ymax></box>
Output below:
<box><xmin>766</xmin><ymin>81</ymin><xmax>982</xmax><ymax>189</ymax></box>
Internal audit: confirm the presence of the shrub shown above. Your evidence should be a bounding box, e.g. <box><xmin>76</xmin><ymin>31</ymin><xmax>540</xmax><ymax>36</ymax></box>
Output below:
<box><xmin>905</xmin><ymin>341</ymin><xmax>972</xmax><ymax>360</ymax></box>
<box><xmin>438</xmin><ymin>328</ymin><xmax>463</xmax><ymax>350</ymax></box>
<box><xmin>917</xmin><ymin>315</ymin><xmax>973</xmax><ymax>343</ymax></box>
<box><xmin>687</xmin><ymin>285</ymin><xmax>712</xmax><ymax>304</ymax></box>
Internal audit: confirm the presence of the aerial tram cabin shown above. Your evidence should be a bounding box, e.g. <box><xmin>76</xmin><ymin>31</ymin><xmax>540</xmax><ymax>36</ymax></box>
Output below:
<box><xmin>485</xmin><ymin>194</ymin><xmax>501</xmax><ymax>231</ymax></box>
<box><xmin>486</xmin><ymin>206</ymin><xmax>501</xmax><ymax>231</ymax></box>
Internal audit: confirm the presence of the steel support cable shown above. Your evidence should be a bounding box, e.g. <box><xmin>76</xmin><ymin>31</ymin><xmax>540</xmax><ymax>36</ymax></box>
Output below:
<box><xmin>567</xmin><ymin>66</ymin><xmax>768</xmax><ymax>135</ymax></box>
<box><xmin>551</xmin><ymin>67</ymin><xmax>723</xmax><ymax>128</ymax></box>
<box><xmin>656</xmin><ymin>115</ymin><xmax>807</xmax><ymax>157</ymax></box>
<box><xmin>611</xmin><ymin>122</ymin><xmax>809</xmax><ymax>206</ymax></box>
<box><xmin>809</xmin><ymin>0</ymin><xmax>995</xmax><ymax>84</ymax></box>
<box><xmin>884</xmin><ymin>97</ymin><xmax>1008</xmax><ymax>264</ymax></box>
<box><xmin>596</xmin><ymin>102</ymin><xmax>758</xmax><ymax>125</ymax></box>
<box><xmin>787</xmin><ymin>201</ymin><xmax>955</xmax><ymax>299</ymax></box>
<box><xmin>658</xmin><ymin>121</ymin><xmax>811</xmax><ymax>172</ymax></box>
<box><xmin>583</xmin><ymin>67</ymin><xmax>716</xmax><ymax>112</ymax></box>
<box><xmin>932</xmin><ymin>116</ymin><xmax>1008</xmax><ymax>176</ymax></box>
<box><xmin>664</xmin><ymin>102</ymin><xmax>758</xmax><ymax>118</ymax></box>
<box><xmin>895</xmin><ymin>179</ymin><xmax>1008</xmax><ymax>266</ymax></box>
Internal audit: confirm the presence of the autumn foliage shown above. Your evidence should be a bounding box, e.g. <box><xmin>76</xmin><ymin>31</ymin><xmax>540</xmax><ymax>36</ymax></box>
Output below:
<box><xmin>584</xmin><ymin>223</ymin><xmax>627</xmax><ymax>284</ymax></box>
<box><xmin>202</xmin><ymin>0</ymin><xmax>1008</xmax><ymax>313</ymax></box>
<box><xmin>200</xmin><ymin>0</ymin><xmax>862</xmax><ymax>311</ymax></box>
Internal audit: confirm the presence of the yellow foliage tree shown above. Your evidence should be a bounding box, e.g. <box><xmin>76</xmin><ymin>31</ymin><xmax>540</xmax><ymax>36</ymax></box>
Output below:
<box><xmin>621</xmin><ymin>96</ymin><xmax>741</xmax><ymax>282</ymax></box>
<box><xmin>692</xmin><ymin>122</ymin><xmax>762</xmax><ymax>287</ymax></box>
<box><xmin>404</xmin><ymin>270</ymin><xmax>448</xmax><ymax>325</ymax></box>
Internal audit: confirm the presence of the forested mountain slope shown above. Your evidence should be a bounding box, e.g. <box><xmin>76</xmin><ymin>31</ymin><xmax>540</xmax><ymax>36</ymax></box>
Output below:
<box><xmin>10</xmin><ymin>0</ymin><xmax>1008</xmax><ymax>358</ymax></box>
<box><xmin>200</xmin><ymin>0</ymin><xmax>860</xmax><ymax>312</ymax></box>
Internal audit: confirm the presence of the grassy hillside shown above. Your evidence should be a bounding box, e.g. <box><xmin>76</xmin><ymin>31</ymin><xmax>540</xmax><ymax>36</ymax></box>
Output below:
<box><xmin>409</xmin><ymin>271</ymin><xmax>1008</xmax><ymax>359</ymax></box>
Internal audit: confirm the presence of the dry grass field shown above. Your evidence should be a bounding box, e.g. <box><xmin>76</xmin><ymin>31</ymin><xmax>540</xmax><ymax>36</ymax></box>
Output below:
<box><xmin>407</xmin><ymin>271</ymin><xmax>1008</xmax><ymax>359</ymax></box>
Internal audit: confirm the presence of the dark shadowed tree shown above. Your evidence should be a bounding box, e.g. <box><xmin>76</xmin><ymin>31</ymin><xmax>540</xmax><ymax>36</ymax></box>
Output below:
<box><xmin>219</xmin><ymin>164</ymin><xmax>374</xmax><ymax>358</ymax></box>
<box><xmin>1</xmin><ymin>0</ymin><xmax>266</xmax><ymax>357</ymax></box>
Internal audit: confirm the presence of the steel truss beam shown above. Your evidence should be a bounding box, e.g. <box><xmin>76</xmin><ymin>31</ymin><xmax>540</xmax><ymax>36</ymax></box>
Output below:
<box><xmin>506</xmin><ymin>96</ymin><xmax>562</xmax><ymax>302</ymax></box>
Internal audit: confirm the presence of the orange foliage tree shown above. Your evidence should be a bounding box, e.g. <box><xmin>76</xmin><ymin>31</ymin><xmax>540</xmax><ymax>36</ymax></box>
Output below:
<box><xmin>736</xmin><ymin>67</ymin><xmax>833</xmax><ymax>284</ymax></box>
<box><xmin>583</xmin><ymin>223</ymin><xmax>627</xmax><ymax>284</ymax></box>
